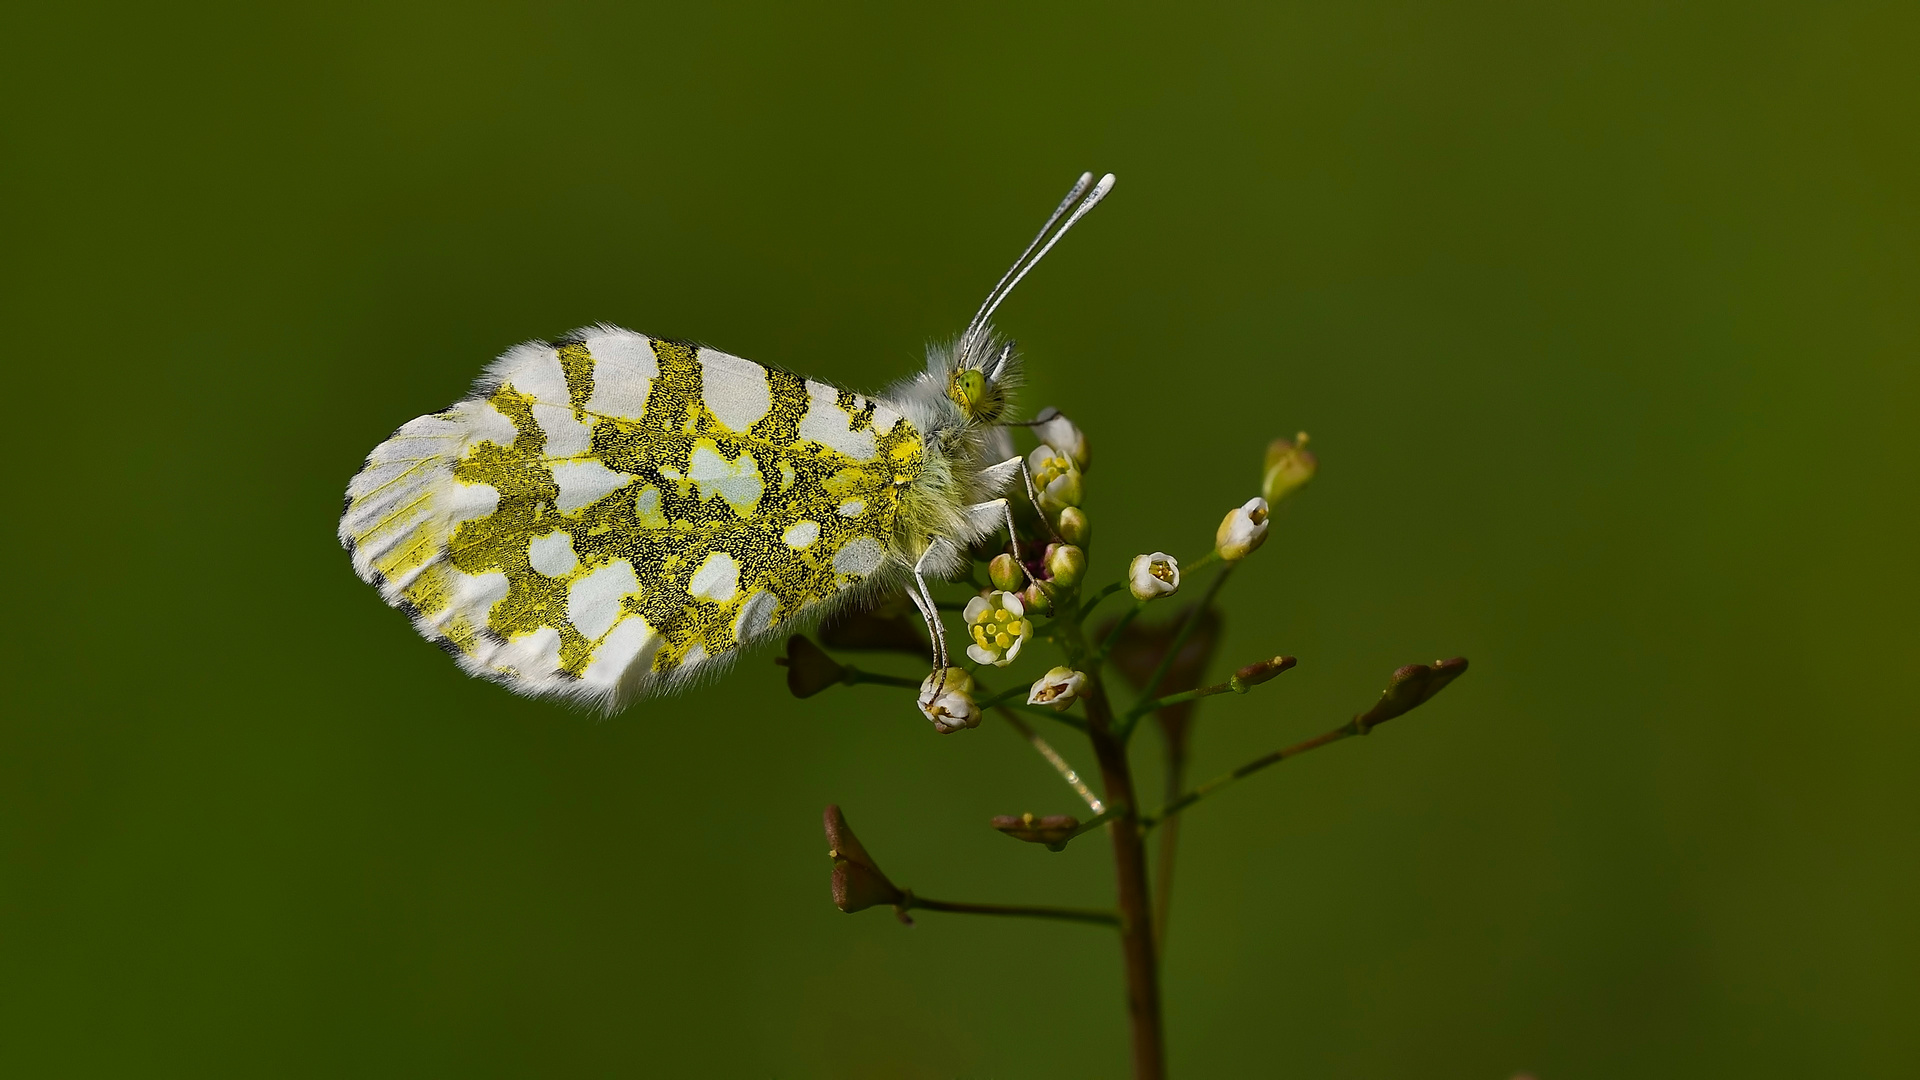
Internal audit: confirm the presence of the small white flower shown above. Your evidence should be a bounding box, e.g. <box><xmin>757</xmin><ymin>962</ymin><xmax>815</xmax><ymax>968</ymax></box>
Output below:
<box><xmin>1032</xmin><ymin>407</ymin><xmax>1091</xmax><ymax>471</ymax></box>
<box><xmin>964</xmin><ymin>591</ymin><xmax>1033</xmax><ymax>666</ymax></box>
<box><xmin>918</xmin><ymin>667</ymin><xmax>978</xmax><ymax>733</ymax></box>
<box><xmin>1027</xmin><ymin>443</ymin><xmax>1084</xmax><ymax>515</ymax></box>
<box><xmin>1027</xmin><ymin>666</ymin><xmax>1088</xmax><ymax>711</ymax></box>
<box><xmin>1215</xmin><ymin>496</ymin><xmax>1271</xmax><ymax>561</ymax></box>
<box><xmin>1128</xmin><ymin>552</ymin><xmax>1181</xmax><ymax>600</ymax></box>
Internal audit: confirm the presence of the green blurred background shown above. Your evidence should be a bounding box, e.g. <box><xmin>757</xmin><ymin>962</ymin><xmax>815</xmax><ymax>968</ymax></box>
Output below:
<box><xmin>5</xmin><ymin>1</ymin><xmax>1915</xmax><ymax>1075</ymax></box>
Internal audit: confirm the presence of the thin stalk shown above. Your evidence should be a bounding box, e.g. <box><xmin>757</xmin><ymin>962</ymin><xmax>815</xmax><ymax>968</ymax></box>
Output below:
<box><xmin>995</xmin><ymin>705</ymin><xmax>1105</xmax><ymax>814</ymax></box>
<box><xmin>1077</xmin><ymin>579</ymin><xmax>1128</xmax><ymax>620</ymax></box>
<box><xmin>1131</xmin><ymin>563</ymin><xmax>1235</xmax><ymax>713</ymax></box>
<box><xmin>900</xmin><ymin>893</ymin><xmax>1119</xmax><ymax>927</ymax></box>
<box><xmin>1147</xmin><ymin>713</ymin><xmax>1385</xmax><ymax>828</ymax></box>
<box><xmin>1129</xmin><ymin>681</ymin><xmax>1237</xmax><ymax>714</ymax></box>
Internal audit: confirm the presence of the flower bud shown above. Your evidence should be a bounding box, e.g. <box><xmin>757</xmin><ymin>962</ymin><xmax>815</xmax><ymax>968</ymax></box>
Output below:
<box><xmin>917</xmin><ymin>667</ymin><xmax>979</xmax><ymax>732</ymax></box>
<box><xmin>1214</xmin><ymin>496</ymin><xmax>1271</xmax><ymax>561</ymax></box>
<box><xmin>1028</xmin><ymin>443</ymin><xmax>1084</xmax><ymax>514</ymax></box>
<box><xmin>1026</xmin><ymin>666</ymin><xmax>1087</xmax><ymax>710</ymax></box>
<box><xmin>780</xmin><ymin>635</ymin><xmax>847</xmax><ymax>698</ymax></box>
<box><xmin>824</xmin><ymin>804</ymin><xmax>905</xmax><ymax>913</ymax></box>
<box><xmin>990</xmin><ymin>811</ymin><xmax>1081</xmax><ymax>845</ymax></box>
<box><xmin>1021</xmin><ymin>581</ymin><xmax>1054</xmax><ymax>616</ymax></box>
<box><xmin>1128</xmin><ymin>552</ymin><xmax>1180</xmax><ymax>600</ymax></box>
<box><xmin>1045</xmin><ymin>543</ymin><xmax>1087</xmax><ymax>587</ymax></box>
<box><xmin>988</xmin><ymin>552</ymin><xmax>1025</xmax><ymax>592</ymax></box>
<box><xmin>962</xmin><ymin>592</ymin><xmax>1032</xmax><ymax>667</ymax></box>
<box><xmin>1055</xmin><ymin>505</ymin><xmax>1092</xmax><ymax>547</ymax></box>
<box><xmin>1262</xmin><ymin>432</ymin><xmax>1317</xmax><ymax>504</ymax></box>
<box><xmin>1032</xmin><ymin>407</ymin><xmax>1091</xmax><ymax>472</ymax></box>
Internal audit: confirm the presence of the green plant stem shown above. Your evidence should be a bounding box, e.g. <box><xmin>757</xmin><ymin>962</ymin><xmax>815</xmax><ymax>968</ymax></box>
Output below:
<box><xmin>1132</xmin><ymin>563</ymin><xmax>1235</xmax><ymax>711</ymax></box>
<box><xmin>1128</xmin><ymin>681</ymin><xmax>1235</xmax><ymax>716</ymax></box>
<box><xmin>1146</xmin><ymin>712</ymin><xmax>1391</xmax><ymax>828</ymax></box>
<box><xmin>1077</xmin><ymin>579</ymin><xmax>1128</xmax><ymax>619</ymax></box>
<box><xmin>899</xmin><ymin>892</ymin><xmax>1119</xmax><ymax>927</ymax></box>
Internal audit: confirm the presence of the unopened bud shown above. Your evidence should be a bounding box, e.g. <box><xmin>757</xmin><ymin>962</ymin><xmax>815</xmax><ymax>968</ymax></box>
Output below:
<box><xmin>1032</xmin><ymin>407</ymin><xmax>1091</xmax><ymax>472</ymax></box>
<box><xmin>1215</xmin><ymin>496</ymin><xmax>1271</xmax><ymax>561</ymax></box>
<box><xmin>1231</xmin><ymin>655</ymin><xmax>1297</xmax><ymax>690</ymax></box>
<box><xmin>781</xmin><ymin>636</ymin><xmax>847</xmax><ymax>698</ymax></box>
<box><xmin>1028</xmin><ymin>443</ymin><xmax>1084</xmax><ymax>513</ymax></box>
<box><xmin>1055</xmin><ymin>505</ymin><xmax>1092</xmax><ymax>546</ymax></box>
<box><xmin>1045</xmin><ymin>543</ymin><xmax>1087</xmax><ymax>587</ymax></box>
<box><xmin>988</xmin><ymin>552</ymin><xmax>1024</xmax><ymax>592</ymax></box>
<box><xmin>1021</xmin><ymin>581</ymin><xmax>1055</xmax><ymax>616</ymax></box>
<box><xmin>824</xmin><ymin>805</ymin><xmax>905</xmax><ymax>913</ymax></box>
<box><xmin>1262</xmin><ymin>432</ymin><xmax>1318</xmax><ymax>504</ymax></box>
<box><xmin>990</xmin><ymin>811</ymin><xmax>1082</xmax><ymax>845</ymax></box>
<box><xmin>918</xmin><ymin>667</ymin><xmax>980</xmax><ymax>732</ymax></box>
<box><xmin>1128</xmin><ymin>552</ymin><xmax>1180</xmax><ymax>600</ymax></box>
<box><xmin>1356</xmin><ymin>657</ymin><xmax>1469</xmax><ymax>730</ymax></box>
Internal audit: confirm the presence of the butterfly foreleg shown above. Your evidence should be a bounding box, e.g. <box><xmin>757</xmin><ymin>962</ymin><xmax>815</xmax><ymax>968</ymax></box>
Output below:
<box><xmin>975</xmin><ymin>455</ymin><xmax>1063</xmax><ymax>550</ymax></box>
<box><xmin>909</xmin><ymin>541</ymin><xmax>954</xmax><ymax>700</ymax></box>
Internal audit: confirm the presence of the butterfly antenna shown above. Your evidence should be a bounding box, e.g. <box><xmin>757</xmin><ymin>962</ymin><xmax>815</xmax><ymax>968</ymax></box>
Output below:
<box><xmin>961</xmin><ymin>172</ymin><xmax>1114</xmax><ymax>358</ymax></box>
<box><xmin>963</xmin><ymin>172</ymin><xmax>1092</xmax><ymax>343</ymax></box>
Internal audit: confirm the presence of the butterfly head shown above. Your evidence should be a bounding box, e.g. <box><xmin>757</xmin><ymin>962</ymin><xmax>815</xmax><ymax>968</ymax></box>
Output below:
<box><xmin>939</xmin><ymin>172</ymin><xmax>1113</xmax><ymax>429</ymax></box>
<box><xmin>944</xmin><ymin>338</ymin><xmax>1015</xmax><ymax>424</ymax></box>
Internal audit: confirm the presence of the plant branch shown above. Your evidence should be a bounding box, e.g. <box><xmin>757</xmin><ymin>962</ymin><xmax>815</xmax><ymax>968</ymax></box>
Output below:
<box><xmin>899</xmin><ymin>892</ymin><xmax>1119</xmax><ymax>927</ymax></box>
<box><xmin>1077</xmin><ymin>579</ymin><xmax>1128</xmax><ymax>620</ymax></box>
<box><xmin>1127</xmin><ymin>655</ymin><xmax>1297</xmax><ymax>721</ymax></box>
<box><xmin>1132</xmin><ymin>562</ymin><xmax>1235</xmax><ymax>709</ymax></box>
<box><xmin>1145</xmin><ymin>715</ymin><xmax>1370</xmax><ymax>829</ymax></box>
<box><xmin>1143</xmin><ymin>657</ymin><xmax>1468</xmax><ymax>828</ymax></box>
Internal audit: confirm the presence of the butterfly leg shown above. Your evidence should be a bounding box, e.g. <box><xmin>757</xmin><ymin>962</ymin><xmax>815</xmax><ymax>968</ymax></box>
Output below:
<box><xmin>909</xmin><ymin>541</ymin><xmax>953</xmax><ymax>701</ymax></box>
<box><xmin>974</xmin><ymin>454</ymin><xmax>1063</xmax><ymax>557</ymax></box>
<box><xmin>961</xmin><ymin>495</ymin><xmax>1030</xmax><ymax>583</ymax></box>
<box><xmin>1014</xmin><ymin>457</ymin><xmax>1065</xmax><ymax>544</ymax></box>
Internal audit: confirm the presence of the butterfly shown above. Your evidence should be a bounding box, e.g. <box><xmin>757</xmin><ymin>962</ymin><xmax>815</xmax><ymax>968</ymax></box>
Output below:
<box><xmin>340</xmin><ymin>172</ymin><xmax>1114</xmax><ymax>714</ymax></box>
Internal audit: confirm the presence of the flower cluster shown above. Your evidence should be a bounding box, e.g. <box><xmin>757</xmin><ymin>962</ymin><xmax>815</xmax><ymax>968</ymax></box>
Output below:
<box><xmin>795</xmin><ymin>382</ymin><xmax>1470</xmax><ymax>1080</ymax></box>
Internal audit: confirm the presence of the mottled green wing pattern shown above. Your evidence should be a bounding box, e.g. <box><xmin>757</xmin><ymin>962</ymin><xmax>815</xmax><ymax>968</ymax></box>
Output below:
<box><xmin>340</xmin><ymin>325</ymin><xmax>924</xmax><ymax>711</ymax></box>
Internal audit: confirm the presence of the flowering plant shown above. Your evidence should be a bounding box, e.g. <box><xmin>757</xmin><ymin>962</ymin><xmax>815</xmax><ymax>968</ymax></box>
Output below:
<box><xmin>781</xmin><ymin>421</ymin><xmax>1466</xmax><ymax>1079</ymax></box>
